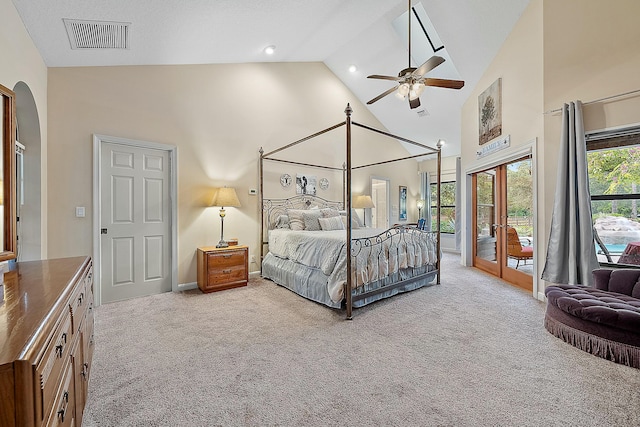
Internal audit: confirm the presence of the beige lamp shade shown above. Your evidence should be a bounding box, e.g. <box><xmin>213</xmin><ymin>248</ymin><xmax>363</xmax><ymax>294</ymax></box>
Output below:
<box><xmin>353</xmin><ymin>195</ymin><xmax>374</xmax><ymax>209</ymax></box>
<box><xmin>211</xmin><ymin>187</ymin><xmax>241</xmax><ymax>208</ymax></box>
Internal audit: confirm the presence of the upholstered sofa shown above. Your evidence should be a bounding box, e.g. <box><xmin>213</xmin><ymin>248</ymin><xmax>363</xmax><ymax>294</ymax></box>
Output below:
<box><xmin>544</xmin><ymin>269</ymin><xmax>640</xmax><ymax>368</ymax></box>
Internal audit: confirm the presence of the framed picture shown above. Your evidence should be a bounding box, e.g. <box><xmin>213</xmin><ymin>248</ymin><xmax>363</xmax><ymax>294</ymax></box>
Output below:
<box><xmin>399</xmin><ymin>186</ymin><xmax>407</xmax><ymax>221</ymax></box>
<box><xmin>296</xmin><ymin>174</ymin><xmax>317</xmax><ymax>195</ymax></box>
<box><xmin>478</xmin><ymin>78</ymin><xmax>502</xmax><ymax>145</ymax></box>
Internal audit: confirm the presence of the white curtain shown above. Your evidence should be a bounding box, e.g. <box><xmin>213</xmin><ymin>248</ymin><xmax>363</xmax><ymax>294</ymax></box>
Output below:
<box><xmin>541</xmin><ymin>101</ymin><xmax>599</xmax><ymax>285</ymax></box>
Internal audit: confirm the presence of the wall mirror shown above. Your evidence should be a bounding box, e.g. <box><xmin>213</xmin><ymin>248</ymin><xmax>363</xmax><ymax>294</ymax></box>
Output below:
<box><xmin>0</xmin><ymin>83</ymin><xmax>17</xmax><ymax>261</ymax></box>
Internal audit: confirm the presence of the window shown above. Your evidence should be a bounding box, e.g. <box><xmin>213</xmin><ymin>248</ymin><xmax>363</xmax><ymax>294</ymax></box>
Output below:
<box><xmin>430</xmin><ymin>181</ymin><xmax>456</xmax><ymax>233</ymax></box>
<box><xmin>587</xmin><ymin>131</ymin><xmax>640</xmax><ymax>266</ymax></box>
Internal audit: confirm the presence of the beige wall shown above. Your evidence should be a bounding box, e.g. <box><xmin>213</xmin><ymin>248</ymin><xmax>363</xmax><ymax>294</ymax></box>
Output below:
<box><xmin>460</xmin><ymin>0</ymin><xmax>544</xmax><ymax>284</ymax></box>
<box><xmin>47</xmin><ymin>63</ymin><xmax>422</xmax><ymax>285</ymax></box>
<box><xmin>459</xmin><ymin>0</ymin><xmax>640</xmax><ymax>297</ymax></box>
<box><xmin>0</xmin><ymin>0</ymin><xmax>49</xmax><ymax>257</ymax></box>
<box><xmin>542</xmin><ymin>0</ymin><xmax>640</xmax><ymax>269</ymax></box>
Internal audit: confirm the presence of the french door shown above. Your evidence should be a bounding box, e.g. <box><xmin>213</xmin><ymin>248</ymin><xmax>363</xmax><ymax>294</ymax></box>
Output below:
<box><xmin>472</xmin><ymin>157</ymin><xmax>533</xmax><ymax>291</ymax></box>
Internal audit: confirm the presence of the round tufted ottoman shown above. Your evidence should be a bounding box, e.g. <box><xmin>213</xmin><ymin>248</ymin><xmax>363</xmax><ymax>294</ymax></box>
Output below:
<box><xmin>544</xmin><ymin>284</ymin><xmax>640</xmax><ymax>368</ymax></box>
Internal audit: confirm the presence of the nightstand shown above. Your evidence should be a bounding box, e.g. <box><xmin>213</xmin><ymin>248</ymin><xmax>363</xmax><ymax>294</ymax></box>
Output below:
<box><xmin>197</xmin><ymin>245</ymin><xmax>248</xmax><ymax>293</ymax></box>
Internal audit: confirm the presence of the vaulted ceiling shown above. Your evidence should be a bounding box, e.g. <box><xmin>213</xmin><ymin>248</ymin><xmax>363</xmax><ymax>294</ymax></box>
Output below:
<box><xmin>12</xmin><ymin>0</ymin><xmax>531</xmax><ymax>157</ymax></box>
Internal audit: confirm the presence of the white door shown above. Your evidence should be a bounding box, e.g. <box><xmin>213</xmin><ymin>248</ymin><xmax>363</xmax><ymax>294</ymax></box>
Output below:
<box><xmin>371</xmin><ymin>177</ymin><xmax>389</xmax><ymax>228</ymax></box>
<box><xmin>100</xmin><ymin>142</ymin><xmax>172</xmax><ymax>303</ymax></box>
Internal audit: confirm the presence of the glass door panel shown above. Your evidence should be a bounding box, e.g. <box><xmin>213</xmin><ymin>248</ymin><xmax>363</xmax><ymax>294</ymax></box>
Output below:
<box><xmin>472</xmin><ymin>157</ymin><xmax>533</xmax><ymax>291</ymax></box>
<box><xmin>476</xmin><ymin>170</ymin><xmax>497</xmax><ymax>261</ymax></box>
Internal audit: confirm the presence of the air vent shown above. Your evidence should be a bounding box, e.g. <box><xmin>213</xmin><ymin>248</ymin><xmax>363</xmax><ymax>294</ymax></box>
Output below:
<box><xmin>63</xmin><ymin>19</ymin><xmax>130</xmax><ymax>49</ymax></box>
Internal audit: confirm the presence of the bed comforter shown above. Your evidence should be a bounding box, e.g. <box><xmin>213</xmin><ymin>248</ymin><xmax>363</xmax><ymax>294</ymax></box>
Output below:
<box><xmin>267</xmin><ymin>227</ymin><xmax>436</xmax><ymax>303</ymax></box>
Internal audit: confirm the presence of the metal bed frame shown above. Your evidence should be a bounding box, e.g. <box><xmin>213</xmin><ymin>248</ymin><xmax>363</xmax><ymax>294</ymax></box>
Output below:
<box><xmin>259</xmin><ymin>104</ymin><xmax>442</xmax><ymax>319</ymax></box>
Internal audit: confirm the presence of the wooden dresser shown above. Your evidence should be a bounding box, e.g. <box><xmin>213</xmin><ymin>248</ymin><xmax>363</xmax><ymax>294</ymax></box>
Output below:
<box><xmin>0</xmin><ymin>256</ymin><xmax>94</xmax><ymax>427</ymax></box>
<box><xmin>197</xmin><ymin>245</ymin><xmax>248</xmax><ymax>293</ymax></box>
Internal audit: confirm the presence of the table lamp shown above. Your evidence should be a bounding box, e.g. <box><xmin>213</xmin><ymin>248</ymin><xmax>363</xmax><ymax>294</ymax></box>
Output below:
<box><xmin>211</xmin><ymin>187</ymin><xmax>241</xmax><ymax>248</ymax></box>
<box><xmin>416</xmin><ymin>199</ymin><xmax>425</xmax><ymax>218</ymax></box>
<box><xmin>353</xmin><ymin>195</ymin><xmax>375</xmax><ymax>227</ymax></box>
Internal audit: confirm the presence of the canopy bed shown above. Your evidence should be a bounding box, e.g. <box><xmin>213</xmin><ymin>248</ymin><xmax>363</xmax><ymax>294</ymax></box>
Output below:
<box><xmin>259</xmin><ymin>104</ymin><xmax>442</xmax><ymax>319</ymax></box>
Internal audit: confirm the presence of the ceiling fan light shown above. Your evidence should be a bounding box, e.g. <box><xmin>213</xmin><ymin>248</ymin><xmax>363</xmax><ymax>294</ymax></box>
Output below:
<box><xmin>395</xmin><ymin>92</ymin><xmax>406</xmax><ymax>100</ymax></box>
<box><xmin>398</xmin><ymin>83</ymin><xmax>410</xmax><ymax>97</ymax></box>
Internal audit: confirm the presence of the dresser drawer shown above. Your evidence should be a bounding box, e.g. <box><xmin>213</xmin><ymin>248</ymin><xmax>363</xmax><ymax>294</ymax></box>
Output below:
<box><xmin>207</xmin><ymin>250</ymin><xmax>246</xmax><ymax>268</ymax></box>
<box><xmin>35</xmin><ymin>313</ymin><xmax>73</xmax><ymax>422</ymax></box>
<box><xmin>69</xmin><ymin>279</ymin><xmax>88</xmax><ymax>333</ymax></box>
<box><xmin>44</xmin><ymin>360</ymin><xmax>75</xmax><ymax>427</ymax></box>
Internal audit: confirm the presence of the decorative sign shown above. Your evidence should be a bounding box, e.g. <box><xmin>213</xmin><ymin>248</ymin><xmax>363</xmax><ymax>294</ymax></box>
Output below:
<box><xmin>476</xmin><ymin>135</ymin><xmax>510</xmax><ymax>159</ymax></box>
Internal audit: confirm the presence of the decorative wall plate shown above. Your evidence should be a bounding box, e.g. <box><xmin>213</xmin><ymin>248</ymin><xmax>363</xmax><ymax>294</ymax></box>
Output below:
<box><xmin>319</xmin><ymin>178</ymin><xmax>329</xmax><ymax>190</ymax></box>
<box><xmin>280</xmin><ymin>173</ymin><xmax>292</xmax><ymax>187</ymax></box>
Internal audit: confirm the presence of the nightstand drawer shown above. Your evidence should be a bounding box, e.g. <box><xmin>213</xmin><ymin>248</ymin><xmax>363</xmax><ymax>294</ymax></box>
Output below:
<box><xmin>207</xmin><ymin>251</ymin><xmax>246</xmax><ymax>268</ymax></box>
<box><xmin>209</xmin><ymin>266</ymin><xmax>246</xmax><ymax>285</ymax></box>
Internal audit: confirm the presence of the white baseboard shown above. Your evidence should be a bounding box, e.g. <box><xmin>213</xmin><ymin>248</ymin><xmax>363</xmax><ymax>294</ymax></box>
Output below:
<box><xmin>177</xmin><ymin>272</ymin><xmax>261</xmax><ymax>292</ymax></box>
<box><xmin>177</xmin><ymin>281</ymin><xmax>198</xmax><ymax>291</ymax></box>
<box><xmin>537</xmin><ymin>291</ymin><xmax>546</xmax><ymax>302</ymax></box>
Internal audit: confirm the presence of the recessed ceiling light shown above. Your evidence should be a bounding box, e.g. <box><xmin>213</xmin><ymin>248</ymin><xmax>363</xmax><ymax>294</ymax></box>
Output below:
<box><xmin>264</xmin><ymin>45</ymin><xmax>276</xmax><ymax>55</ymax></box>
<box><xmin>348</xmin><ymin>65</ymin><xmax>357</xmax><ymax>73</ymax></box>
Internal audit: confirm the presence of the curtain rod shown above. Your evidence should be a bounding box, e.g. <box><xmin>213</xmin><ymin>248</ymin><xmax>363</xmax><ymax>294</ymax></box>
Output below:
<box><xmin>543</xmin><ymin>88</ymin><xmax>640</xmax><ymax>115</ymax></box>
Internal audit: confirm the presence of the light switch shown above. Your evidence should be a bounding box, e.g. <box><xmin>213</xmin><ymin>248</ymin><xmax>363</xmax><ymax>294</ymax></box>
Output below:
<box><xmin>75</xmin><ymin>206</ymin><xmax>85</xmax><ymax>218</ymax></box>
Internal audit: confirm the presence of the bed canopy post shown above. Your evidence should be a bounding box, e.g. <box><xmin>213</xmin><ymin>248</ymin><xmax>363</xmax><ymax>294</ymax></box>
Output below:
<box><xmin>259</xmin><ymin>147</ymin><xmax>265</xmax><ymax>274</ymax></box>
<box><xmin>342</xmin><ymin>162</ymin><xmax>346</xmax><ymax>211</ymax></box>
<box><xmin>436</xmin><ymin>141</ymin><xmax>442</xmax><ymax>284</ymax></box>
<box><xmin>345</xmin><ymin>104</ymin><xmax>353</xmax><ymax>320</ymax></box>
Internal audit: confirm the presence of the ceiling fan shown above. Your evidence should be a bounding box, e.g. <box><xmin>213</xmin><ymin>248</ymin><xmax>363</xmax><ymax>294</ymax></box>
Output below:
<box><xmin>367</xmin><ymin>0</ymin><xmax>465</xmax><ymax>109</ymax></box>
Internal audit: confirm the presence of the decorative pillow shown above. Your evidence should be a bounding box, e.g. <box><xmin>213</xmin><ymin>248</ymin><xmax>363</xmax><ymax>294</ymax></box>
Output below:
<box><xmin>320</xmin><ymin>208</ymin><xmax>341</xmax><ymax>218</ymax></box>
<box><xmin>302</xmin><ymin>210</ymin><xmax>323</xmax><ymax>231</ymax></box>
<box><xmin>287</xmin><ymin>209</ymin><xmax>306</xmax><ymax>231</ymax></box>
<box><xmin>319</xmin><ymin>216</ymin><xmax>345</xmax><ymax>231</ymax></box>
<box><xmin>340</xmin><ymin>215</ymin><xmax>360</xmax><ymax>229</ymax></box>
<box><xmin>274</xmin><ymin>214</ymin><xmax>290</xmax><ymax>229</ymax></box>
<box><xmin>351</xmin><ymin>208</ymin><xmax>364</xmax><ymax>228</ymax></box>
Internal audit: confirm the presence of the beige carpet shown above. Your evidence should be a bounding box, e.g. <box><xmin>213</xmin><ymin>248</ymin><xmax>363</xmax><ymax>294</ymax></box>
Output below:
<box><xmin>82</xmin><ymin>253</ymin><xmax>640</xmax><ymax>426</ymax></box>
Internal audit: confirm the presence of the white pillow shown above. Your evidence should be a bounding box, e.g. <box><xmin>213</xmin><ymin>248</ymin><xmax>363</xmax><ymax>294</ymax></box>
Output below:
<box><xmin>320</xmin><ymin>208</ymin><xmax>341</xmax><ymax>218</ymax></box>
<box><xmin>351</xmin><ymin>208</ymin><xmax>364</xmax><ymax>228</ymax></box>
<box><xmin>274</xmin><ymin>214</ymin><xmax>290</xmax><ymax>229</ymax></box>
<box><xmin>287</xmin><ymin>209</ymin><xmax>306</xmax><ymax>231</ymax></box>
<box><xmin>340</xmin><ymin>215</ymin><xmax>359</xmax><ymax>229</ymax></box>
<box><xmin>319</xmin><ymin>216</ymin><xmax>345</xmax><ymax>231</ymax></box>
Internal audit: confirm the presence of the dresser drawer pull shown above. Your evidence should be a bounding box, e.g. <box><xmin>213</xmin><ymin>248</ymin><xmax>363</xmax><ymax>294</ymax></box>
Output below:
<box><xmin>81</xmin><ymin>363</ymin><xmax>89</xmax><ymax>379</ymax></box>
<box><xmin>78</xmin><ymin>292</ymin><xmax>84</xmax><ymax>305</ymax></box>
<box><xmin>222</xmin><ymin>254</ymin><xmax>233</xmax><ymax>258</ymax></box>
<box><xmin>55</xmin><ymin>333</ymin><xmax>67</xmax><ymax>358</ymax></box>
<box><xmin>57</xmin><ymin>391</ymin><xmax>69</xmax><ymax>422</ymax></box>
<box><xmin>222</xmin><ymin>269</ymin><xmax>232</xmax><ymax>274</ymax></box>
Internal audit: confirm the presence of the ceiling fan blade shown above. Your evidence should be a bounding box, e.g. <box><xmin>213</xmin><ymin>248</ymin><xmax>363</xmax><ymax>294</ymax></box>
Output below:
<box><xmin>367</xmin><ymin>85</ymin><xmax>399</xmax><ymax>105</ymax></box>
<box><xmin>424</xmin><ymin>78</ymin><xmax>465</xmax><ymax>89</ymax></box>
<box><xmin>409</xmin><ymin>97</ymin><xmax>421</xmax><ymax>109</ymax></box>
<box><xmin>412</xmin><ymin>56</ymin><xmax>445</xmax><ymax>78</ymax></box>
<box><xmin>367</xmin><ymin>74</ymin><xmax>401</xmax><ymax>81</ymax></box>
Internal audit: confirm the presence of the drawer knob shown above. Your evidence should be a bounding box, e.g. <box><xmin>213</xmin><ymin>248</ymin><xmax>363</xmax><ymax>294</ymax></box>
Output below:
<box><xmin>222</xmin><ymin>269</ymin><xmax>232</xmax><ymax>274</ymax></box>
